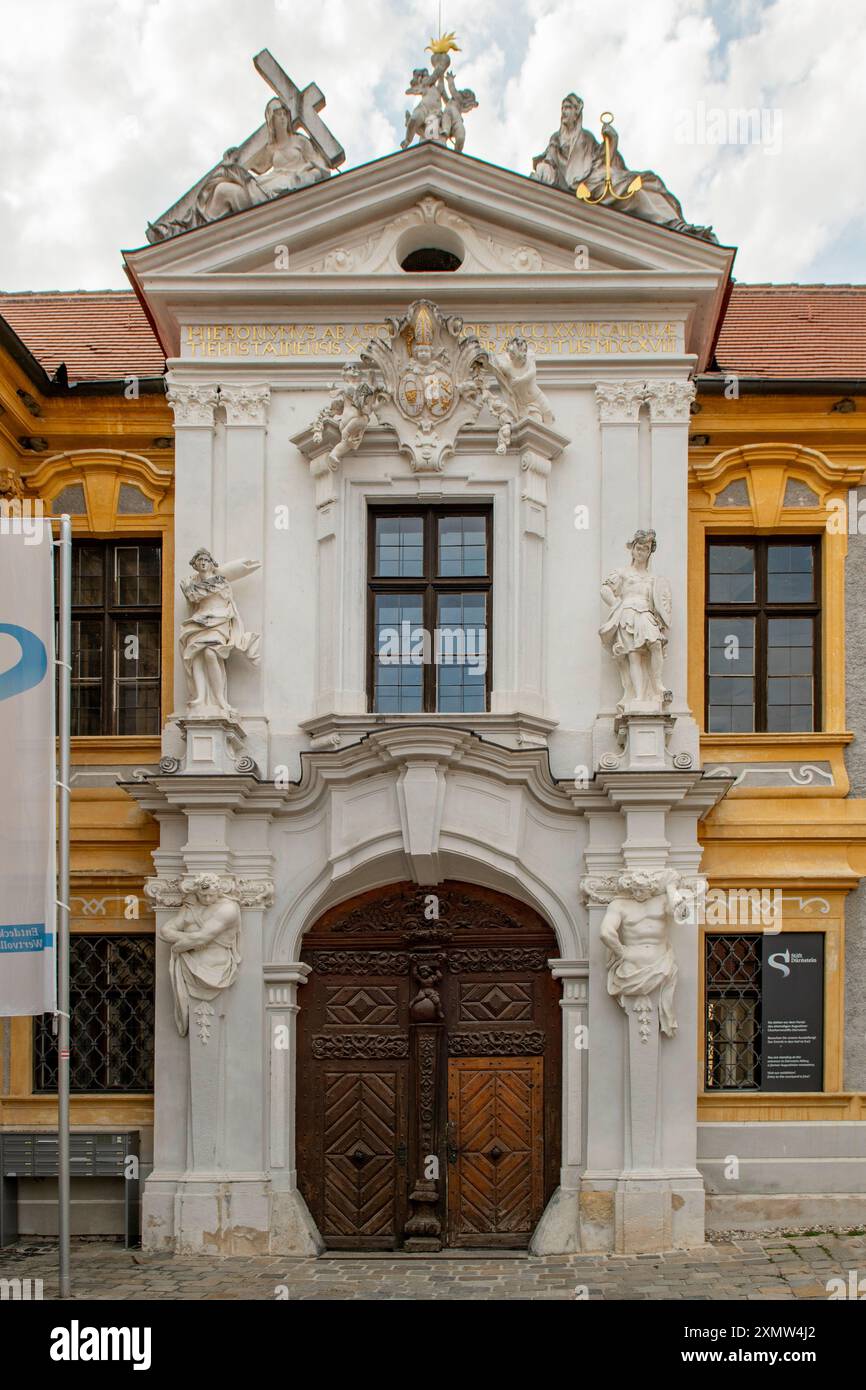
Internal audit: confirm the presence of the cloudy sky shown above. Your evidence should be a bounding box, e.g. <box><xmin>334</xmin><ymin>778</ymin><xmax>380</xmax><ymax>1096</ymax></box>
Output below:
<box><xmin>1</xmin><ymin>0</ymin><xmax>863</xmax><ymax>289</ymax></box>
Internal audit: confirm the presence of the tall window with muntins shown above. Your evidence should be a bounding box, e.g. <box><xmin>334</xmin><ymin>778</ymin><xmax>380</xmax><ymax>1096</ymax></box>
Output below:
<box><xmin>705</xmin><ymin>537</ymin><xmax>820</xmax><ymax>733</ymax></box>
<box><xmin>33</xmin><ymin>935</ymin><xmax>155</xmax><ymax>1093</ymax></box>
<box><xmin>705</xmin><ymin>934</ymin><xmax>762</xmax><ymax>1089</ymax></box>
<box><xmin>60</xmin><ymin>540</ymin><xmax>162</xmax><ymax>735</ymax></box>
<box><xmin>368</xmin><ymin>506</ymin><xmax>491</xmax><ymax>713</ymax></box>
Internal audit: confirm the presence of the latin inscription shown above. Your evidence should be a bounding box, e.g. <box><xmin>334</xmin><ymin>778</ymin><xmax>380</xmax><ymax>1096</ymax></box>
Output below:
<box><xmin>182</xmin><ymin>319</ymin><xmax>682</xmax><ymax>359</ymax></box>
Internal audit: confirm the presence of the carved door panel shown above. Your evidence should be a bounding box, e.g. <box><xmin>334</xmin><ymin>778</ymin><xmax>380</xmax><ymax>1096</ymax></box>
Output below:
<box><xmin>296</xmin><ymin>957</ymin><xmax>411</xmax><ymax>1250</ymax></box>
<box><xmin>447</xmin><ymin>1056</ymin><xmax>544</xmax><ymax>1247</ymax></box>
<box><xmin>320</xmin><ymin>1066</ymin><xmax>408</xmax><ymax>1246</ymax></box>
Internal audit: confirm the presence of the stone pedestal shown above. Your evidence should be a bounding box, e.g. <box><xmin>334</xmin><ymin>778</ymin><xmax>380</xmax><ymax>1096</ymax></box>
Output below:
<box><xmin>173</xmin><ymin>715</ymin><xmax>255</xmax><ymax>775</ymax></box>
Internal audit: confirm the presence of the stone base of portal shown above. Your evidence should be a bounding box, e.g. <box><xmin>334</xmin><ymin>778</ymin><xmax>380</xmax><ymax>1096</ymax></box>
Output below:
<box><xmin>579</xmin><ymin>1170</ymin><xmax>706</xmax><ymax>1253</ymax></box>
<box><xmin>141</xmin><ymin>1173</ymin><xmax>322</xmax><ymax>1256</ymax></box>
<box><xmin>528</xmin><ymin>1185</ymin><xmax>581</xmax><ymax>1255</ymax></box>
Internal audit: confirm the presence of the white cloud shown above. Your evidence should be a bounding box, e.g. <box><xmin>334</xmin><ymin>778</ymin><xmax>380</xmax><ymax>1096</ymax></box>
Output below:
<box><xmin>0</xmin><ymin>0</ymin><xmax>862</xmax><ymax>287</ymax></box>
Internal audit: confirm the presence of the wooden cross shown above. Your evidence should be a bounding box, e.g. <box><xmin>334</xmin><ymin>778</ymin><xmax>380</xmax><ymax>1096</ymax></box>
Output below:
<box><xmin>253</xmin><ymin>49</ymin><xmax>345</xmax><ymax>169</ymax></box>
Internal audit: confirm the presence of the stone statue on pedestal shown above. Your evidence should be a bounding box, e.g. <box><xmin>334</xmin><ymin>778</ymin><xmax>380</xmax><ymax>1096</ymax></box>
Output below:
<box><xmin>599</xmin><ymin>870</ymin><xmax>685</xmax><ymax>1038</ymax></box>
<box><xmin>157</xmin><ymin>874</ymin><xmax>242</xmax><ymax>1039</ymax></box>
<box><xmin>179</xmin><ymin>548</ymin><xmax>261</xmax><ymax>717</ymax></box>
<box><xmin>600</xmin><ymin>529</ymin><xmax>671</xmax><ymax>713</ymax></box>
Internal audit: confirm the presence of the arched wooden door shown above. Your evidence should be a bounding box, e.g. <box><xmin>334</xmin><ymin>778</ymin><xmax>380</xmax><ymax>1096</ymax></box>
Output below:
<box><xmin>296</xmin><ymin>882</ymin><xmax>561</xmax><ymax>1251</ymax></box>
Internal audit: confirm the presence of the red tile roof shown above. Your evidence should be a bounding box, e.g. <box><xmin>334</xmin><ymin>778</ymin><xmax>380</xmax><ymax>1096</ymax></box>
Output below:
<box><xmin>712</xmin><ymin>285</ymin><xmax>866</xmax><ymax>380</ymax></box>
<box><xmin>0</xmin><ymin>290</ymin><xmax>165</xmax><ymax>383</ymax></box>
<box><xmin>1</xmin><ymin>285</ymin><xmax>864</xmax><ymax>387</ymax></box>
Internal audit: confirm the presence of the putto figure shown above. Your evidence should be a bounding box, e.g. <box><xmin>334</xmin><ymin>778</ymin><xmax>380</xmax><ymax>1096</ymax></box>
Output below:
<box><xmin>599</xmin><ymin>870</ymin><xmax>686</xmax><ymax>1038</ymax></box>
<box><xmin>157</xmin><ymin>874</ymin><xmax>242</xmax><ymax>1038</ymax></box>
<box><xmin>599</xmin><ymin>529</ymin><xmax>672</xmax><ymax>713</ymax></box>
<box><xmin>401</xmin><ymin>32</ymin><xmax>477</xmax><ymax>152</ymax></box>
<box><xmin>490</xmin><ymin>335</ymin><xmax>554</xmax><ymax>424</ymax></box>
<box><xmin>313</xmin><ymin>363</ymin><xmax>385</xmax><ymax>465</ymax></box>
<box><xmin>179</xmin><ymin>548</ymin><xmax>261</xmax><ymax>717</ymax></box>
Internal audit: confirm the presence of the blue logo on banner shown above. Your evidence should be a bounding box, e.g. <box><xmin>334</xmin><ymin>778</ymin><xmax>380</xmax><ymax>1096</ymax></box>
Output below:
<box><xmin>0</xmin><ymin>923</ymin><xmax>53</xmax><ymax>952</ymax></box>
<box><xmin>0</xmin><ymin>623</ymin><xmax>48</xmax><ymax>701</ymax></box>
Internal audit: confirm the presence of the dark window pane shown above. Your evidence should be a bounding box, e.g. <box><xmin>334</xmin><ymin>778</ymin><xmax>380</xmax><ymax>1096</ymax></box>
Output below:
<box><xmin>71</xmin><ymin>546</ymin><xmax>104</xmax><ymax>606</ymax></box>
<box><xmin>71</xmin><ymin>682</ymin><xmax>103</xmax><ymax>736</ymax></box>
<box><xmin>767</xmin><ymin>543</ymin><xmax>814</xmax><ymax>603</ymax></box>
<box><xmin>374</xmin><ymin>515</ymin><xmax>423</xmax><ymax>577</ymax></box>
<box><xmin>438</xmin><ymin>515</ymin><xmax>487</xmax><ymax>577</ymax></box>
<box><xmin>708</xmin><ymin>544</ymin><xmax>755</xmax><ymax>602</ymax></box>
<box><xmin>71</xmin><ymin>619</ymin><xmax>103</xmax><ymax>681</ymax></box>
<box><xmin>114</xmin><ymin>544</ymin><xmax>161</xmax><ymax>606</ymax></box>
<box><xmin>114</xmin><ymin>618</ymin><xmax>161</xmax><ymax>681</ymax></box>
<box><xmin>707</xmin><ymin>617</ymin><xmax>754</xmax><ymax>674</ymax></box>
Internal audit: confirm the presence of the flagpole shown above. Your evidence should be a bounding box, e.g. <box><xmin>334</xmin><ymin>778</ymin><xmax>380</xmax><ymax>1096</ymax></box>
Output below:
<box><xmin>56</xmin><ymin>513</ymin><xmax>72</xmax><ymax>1299</ymax></box>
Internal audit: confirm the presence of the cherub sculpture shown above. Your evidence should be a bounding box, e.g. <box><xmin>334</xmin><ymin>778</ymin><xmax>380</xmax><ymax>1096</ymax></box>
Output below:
<box><xmin>313</xmin><ymin>363</ymin><xmax>385</xmax><ymax>466</ymax></box>
<box><xmin>401</xmin><ymin>32</ymin><xmax>476</xmax><ymax>151</ymax></box>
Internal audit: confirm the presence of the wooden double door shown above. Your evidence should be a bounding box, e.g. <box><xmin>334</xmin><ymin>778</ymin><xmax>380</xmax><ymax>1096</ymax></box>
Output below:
<box><xmin>296</xmin><ymin>883</ymin><xmax>560</xmax><ymax>1250</ymax></box>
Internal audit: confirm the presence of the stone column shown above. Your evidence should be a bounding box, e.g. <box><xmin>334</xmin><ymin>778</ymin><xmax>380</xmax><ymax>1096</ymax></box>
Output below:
<box><xmin>164</xmin><ymin>377</ymin><xmax>219</xmax><ymax>719</ymax></box>
<box><xmin>505</xmin><ymin>419</ymin><xmax>568</xmax><ymax>717</ymax></box>
<box><xmin>580</xmin><ymin>768</ymin><xmax>725</xmax><ymax>1254</ymax></box>
<box><xmin>220</xmin><ymin>384</ymin><xmax>270</xmax><ymax>723</ymax></box>
<box><xmin>644</xmin><ymin>379</ymin><xmax>696</xmax><ymax>739</ymax></box>
<box><xmin>529</xmin><ymin>959</ymin><xmax>588</xmax><ymax>1255</ymax></box>
<box><xmin>290</xmin><ymin>422</ymin><xmax>354</xmax><ymax>717</ymax></box>
<box><xmin>264</xmin><ymin>963</ymin><xmax>323</xmax><ymax>1255</ymax></box>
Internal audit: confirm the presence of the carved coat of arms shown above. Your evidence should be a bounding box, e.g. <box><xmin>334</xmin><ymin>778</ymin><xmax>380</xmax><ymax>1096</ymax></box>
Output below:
<box><xmin>360</xmin><ymin>299</ymin><xmax>488</xmax><ymax>470</ymax></box>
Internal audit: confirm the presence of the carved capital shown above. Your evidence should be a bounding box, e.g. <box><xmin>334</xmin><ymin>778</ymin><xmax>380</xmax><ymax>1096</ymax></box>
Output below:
<box><xmin>145</xmin><ymin>874</ymin><xmax>274</xmax><ymax>909</ymax></box>
<box><xmin>165</xmin><ymin>377</ymin><xmax>219</xmax><ymax>427</ymax></box>
<box><xmin>643</xmin><ymin>379</ymin><xmax>696</xmax><ymax>424</ymax></box>
<box><xmin>595</xmin><ymin>380</ymin><xmax>647</xmax><ymax>424</ymax></box>
<box><xmin>220</xmin><ymin>383</ymin><xmax>271</xmax><ymax>426</ymax></box>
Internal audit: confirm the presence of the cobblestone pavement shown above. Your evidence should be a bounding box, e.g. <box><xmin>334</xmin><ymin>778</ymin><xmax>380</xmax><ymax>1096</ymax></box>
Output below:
<box><xmin>2</xmin><ymin>1233</ymin><xmax>865</xmax><ymax>1300</ymax></box>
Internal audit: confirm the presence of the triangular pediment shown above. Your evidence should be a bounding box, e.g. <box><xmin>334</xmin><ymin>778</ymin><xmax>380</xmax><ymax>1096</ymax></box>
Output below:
<box><xmin>124</xmin><ymin>143</ymin><xmax>735</xmax><ymax>367</ymax></box>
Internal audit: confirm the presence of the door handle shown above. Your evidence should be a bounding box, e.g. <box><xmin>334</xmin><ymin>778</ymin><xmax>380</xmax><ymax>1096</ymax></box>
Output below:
<box><xmin>446</xmin><ymin>1121</ymin><xmax>458</xmax><ymax>1165</ymax></box>
<box><xmin>396</xmin><ymin>1141</ymin><xmax>407</xmax><ymax>1167</ymax></box>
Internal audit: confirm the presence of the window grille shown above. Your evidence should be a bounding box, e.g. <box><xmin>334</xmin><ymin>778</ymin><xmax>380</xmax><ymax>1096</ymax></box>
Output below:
<box><xmin>33</xmin><ymin>935</ymin><xmax>155</xmax><ymax>1093</ymax></box>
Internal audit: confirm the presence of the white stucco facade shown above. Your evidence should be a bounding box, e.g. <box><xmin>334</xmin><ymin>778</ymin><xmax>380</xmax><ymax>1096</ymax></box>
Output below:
<box><xmin>125</xmin><ymin>142</ymin><xmax>736</xmax><ymax>1256</ymax></box>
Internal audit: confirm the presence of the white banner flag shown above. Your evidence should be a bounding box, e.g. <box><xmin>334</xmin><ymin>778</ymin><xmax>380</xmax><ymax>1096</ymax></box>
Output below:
<box><xmin>0</xmin><ymin>513</ymin><xmax>56</xmax><ymax>1015</ymax></box>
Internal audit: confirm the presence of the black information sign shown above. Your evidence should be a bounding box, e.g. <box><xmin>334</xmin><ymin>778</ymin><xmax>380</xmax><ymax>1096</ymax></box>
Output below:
<box><xmin>761</xmin><ymin>932</ymin><xmax>824</xmax><ymax>1091</ymax></box>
